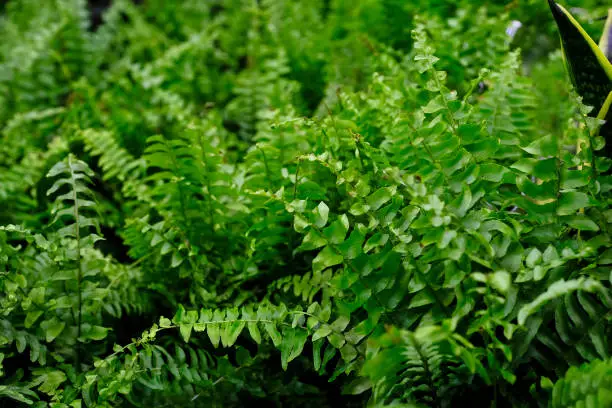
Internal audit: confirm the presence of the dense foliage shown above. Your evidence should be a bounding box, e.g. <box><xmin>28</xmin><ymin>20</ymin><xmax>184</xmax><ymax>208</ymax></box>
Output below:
<box><xmin>1</xmin><ymin>0</ymin><xmax>612</xmax><ymax>406</ymax></box>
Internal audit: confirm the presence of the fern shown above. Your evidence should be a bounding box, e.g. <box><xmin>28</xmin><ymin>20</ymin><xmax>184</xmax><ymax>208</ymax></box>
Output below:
<box><xmin>363</xmin><ymin>328</ymin><xmax>470</xmax><ymax>407</ymax></box>
<box><xmin>80</xmin><ymin>129</ymin><xmax>146</xmax><ymax>197</ymax></box>
<box><xmin>2</xmin><ymin>1</ymin><xmax>612</xmax><ymax>407</ymax></box>
<box><xmin>550</xmin><ymin>358</ymin><xmax>612</xmax><ymax>408</ymax></box>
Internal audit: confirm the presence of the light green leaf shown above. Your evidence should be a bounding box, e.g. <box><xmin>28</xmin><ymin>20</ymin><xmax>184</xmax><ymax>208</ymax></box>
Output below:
<box><xmin>264</xmin><ymin>322</ymin><xmax>282</xmax><ymax>347</ymax></box>
<box><xmin>159</xmin><ymin>317</ymin><xmax>172</xmax><ymax>328</ymax></box>
<box><xmin>557</xmin><ymin>192</ymin><xmax>593</xmax><ymax>215</ymax></box>
<box><xmin>363</xmin><ymin>232</ymin><xmax>389</xmax><ymax>253</ymax></box>
<box><xmin>29</xmin><ymin>287</ymin><xmax>46</xmax><ymax>305</ymax></box>
<box><xmin>171</xmin><ymin>251</ymin><xmax>184</xmax><ymax>268</ymax></box>
<box><xmin>33</xmin><ymin>369</ymin><xmax>67</xmax><ymax>395</ymax></box>
<box><xmin>312</xmin><ymin>246</ymin><xmax>343</xmax><ymax>273</ymax></box>
<box><xmin>172</xmin><ymin>305</ymin><xmax>186</xmax><ymax>324</ymax></box>
<box><xmin>323</xmin><ymin>215</ymin><xmax>349</xmax><ymax>244</ymax></box>
<box><xmin>313</xmin><ymin>202</ymin><xmax>329</xmax><ymax>228</ymax></box>
<box><xmin>489</xmin><ymin>271</ymin><xmax>511</xmax><ymax>294</ymax></box>
<box><xmin>366</xmin><ymin>187</ymin><xmax>396</xmax><ymax>211</ymax></box>
<box><xmin>349</xmin><ymin>202</ymin><xmax>370</xmax><ymax>216</ymax></box>
<box><xmin>180</xmin><ymin>324</ymin><xmax>193</xmax><ymax>342</ymax></box>
<box><xmin>423</xmin><ymin>95</ymin><xmax>446</xmax><ymax>114</ymax></box>
<box><xmin>247</xmin><ymin>322</ymin><xmax>261</xmax><ymax>344</ymax></box>
<box><xmin>298</xmin><ymin>229</ymin><xmax>327</xmax><ymax>252</ymax></box>
<box><xmin>312</xmin><ymin>325</ymin><xmax>332</xmax><ymax>342</ymax></box>
<box><xmin>41</xmin><ymin>318</ymin><xmax>65</xmax><ymax>343</ymax></box>
<box><xmin>521</xmin><ymin>134</ymin><xmax>558</xmax><ymax>157</ymax></box>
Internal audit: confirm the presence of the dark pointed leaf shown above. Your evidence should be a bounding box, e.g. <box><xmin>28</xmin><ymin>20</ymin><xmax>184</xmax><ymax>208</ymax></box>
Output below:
<box><xmin>548</xmin><ymin>1</ymin><xmax>612</xmax><ymax>111</ymax></box>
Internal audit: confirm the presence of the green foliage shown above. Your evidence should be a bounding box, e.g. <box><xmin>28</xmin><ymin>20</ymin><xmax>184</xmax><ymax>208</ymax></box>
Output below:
<box><xmin>1</xmin><ymin>0</ymin><xmax>612</xmax><ymax>407</ymax></box>
<box><xmin>551</xmin><ymin>358</ymin><xmax>612</xmax><ymax>408</ymax></box>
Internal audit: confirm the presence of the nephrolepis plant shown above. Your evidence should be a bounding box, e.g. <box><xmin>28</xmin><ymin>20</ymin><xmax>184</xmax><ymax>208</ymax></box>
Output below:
<box><xmin>548</xmin><ymin>1</ymin><xmax>612</xmax><ymax>155</ymax></box>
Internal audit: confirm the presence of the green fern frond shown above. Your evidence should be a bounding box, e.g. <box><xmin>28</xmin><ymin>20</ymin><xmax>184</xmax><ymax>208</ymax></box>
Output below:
<box><xmin>516</xmin><ymin>278</ymin><xmax>612</xmax><ymax>375</ymax></box>
<box><xmin>551</xmin><ymin>358</ymin><xmax>612</xmax><ymax>408</ymax></box>
<box><xmin>47</xmin><ymin>154</ymin><xmax>102</xmax><ymax>245</ymax></box>
<box><xmin>363</xmin><ymin>328</ymin><xmax>470</xmax><ymax>407</ymax></box>
<box><xmin>80</xmin><ymin>129</ymin><xmax>146</xmax><ymax>194</ymax></box>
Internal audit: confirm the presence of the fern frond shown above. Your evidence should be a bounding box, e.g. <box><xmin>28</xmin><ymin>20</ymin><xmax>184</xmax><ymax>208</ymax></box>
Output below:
<box><xmin>80</xmin><ymin>128</ymin><xmax>147</xmax><ymax>202</ymax></box>
<box><xmin>81</xmin><ymin>129</ymin><xmax>145</xmax><ymax>184</ymax></box>
<box><xmin>551</xmin><ymin>358</ymin><xmax>612</xmax><ymax>408</ymax></box>
<box><xmin>363</xmin><ymin>328</ymin><xmax>470</xmax><ymax>407</ymax></box>
<box><xmin>47</xmin><ymin>154</ymin><xmax>102</xmax><ymax>245</ymax></box>
<box><xmin>516</xmin><ymin>278</ymin><xmax>612</xmax><ymax>375</ymax></box>
<box><xmin>265</xmin><ymin>268</ymin><xmax>335</xmax><ymax>305</ymax></box>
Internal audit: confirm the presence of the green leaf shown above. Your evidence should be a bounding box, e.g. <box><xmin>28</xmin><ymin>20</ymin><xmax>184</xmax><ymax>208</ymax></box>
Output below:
<box><xmin>25</xmin><ymin>310</ymin><xmax>43</xmax><ymax>328</ymax></box>
<box><xmin>180</xmin><ymin>324</ymin><xmax>193</xmax><ymax>342</ymax></box>
<box><xmin>171</xmin><ymin>251</ymin><xmax>184</xmax><ymax>268</ymax></box>
<box><xmin>29</xmin><ymin>287</ymin><xmax>46</xmax><ymax>305</ymax></box>
<box><xmin>521</xmin><ymin>134</ymin><xmax>558</xmax><ymax>157</ymax></box>
<box><xmin>177</xmin><ymin>309</ymin><xmax>198</xmax><ymax>342</ymax></box>
<box><xmin>340</xmin><ymin>343</ymin><xmax>358</xmax><ymax>362</ymax></box>
<box><xmin>0</xmin><ymin>385</ymin><xmax>37</xmax><ymax>404</ymax></box>
<box><xmin>312</xmin><ymin>340</ymin><xmax>324</xmax><ymax>372</ymax></box>
<box><xmin>327</xmin><ymin>331</ymin><xmax>345</xmax><ymax>349</ymax></box>
<box><xmin>557</xmin><ymin>192</ymin><xmax>593</xmax><ymax>215</ymax></box>
<box><xmin>312</xmin><ymin>246</ymin><xmax>343</xmax><ymax>273</ymax></box>
<box><xmin>511</xmin><ymin>158</ymin><xmax>558</xmax><ymax>181</ymax></box>
<box><xmin>312</xmin><ymin>325</ymin><xmax>332</xmax><ymax>342</ymax></box>
<box><xmin>330</xmin><ymin>316</ymin><xmax>350</xmax><ymax>332</ymax></box>
<box><xmin>298</xmin><ymin>229</ymin><xmax>327</xmax><ymax>252</ymax></box>
<box><xmin>479</xmin><ymin>163</ymin><xmax>509</xmax><ymax>183</ymax></box>
<box><xmin>565</xmin><ymin>215</ymin><xmax>599</xmax><ymax>231</ymax></box>
<box><xmin>366</xmin><ymin>187</ymin><xmax>396</xmax><ymax>211</ymax></box>
<box><xmin>80</xmin><ymin>325</ymin><xmax>109</xmax><ymax>341</ymax></box>
<box><xmin>489</xmin><ymin>271</ymin><xmax>511</xmax><ymax>295</ymax></box>
<box><xmin>323</xmin><ymin>215</ymin><xmax>349</xmax><ymax>244</ymax></box>
<box><xmin>16</xmin><ymin>333</ymin><xmax>26</xmax><ymax>353</ymax></box>
<box><xmin>33</xmin><ymin>369</ymin><xmax>67</xmax><ymax>395</ymax></box>
<box><xmin>172</xmin><ymin>305</ymin><xmax>186</xmax><ymax>324</ymax></box>
<box><xmin>247</xmin><ymin>322</ymin><xmax>261</xmax><ymax>344</ymax></box>
<box><xmin>221</xmin><ymin>309</ymin><xmax>245</xmax><ymax>347</ymax></box>
<box><xmin>349</xmin><ymin>202</ymin><xmax>370</xmax><ymax>216</ymax></box>
<box><xmin>525</xmin><ymin>248</ymin><xmax>542</xmax><ymax>268</ymax></box>
<box><xmin>159</xmin><ymin>317</ymin><xmax>172</xmax><ymax>328</ymax></box>
<box><xmin>280</xmin><ymin>327</ymin><xmax>308</xmax><ymax>370</ymax></box>
<box><xmin>213</xmin><ymin>310</ymin><xmax>226</xmax><ymax>346</ymax></box>
<box><xmin>337</xmin><ymin>225</ymin><xmax>366</xmax><ymax>259</ymax></box>
<box><xmin>423</xmin><ymin>95</ymin><xmax>446</xmax><ymax>114</ymax></box>
<box><xmin>313</xmin><ymin>202</ymin><xmax>329</xmax><ymax>228</ymax></box>
<box><xmin>363</xmin><ymin>232</ymin><xmax>389</xmax><ymax>253</ymax></box>
<box><xmin>264</xmin><ymin>322</ymin><xmax>282</xmax><ymax>347</ymax></box>
<box><xmin>242</xmin><ymin>307</ymin><xmax>261</xmax><ymax>344</ymax></box>
<box><xmin>41</xmin><ymin>318</ymin><xmax>65</xmax><ymax>343</ymax></box>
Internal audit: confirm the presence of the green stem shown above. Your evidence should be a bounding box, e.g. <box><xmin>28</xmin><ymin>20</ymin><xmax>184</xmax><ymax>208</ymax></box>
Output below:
<box><xmin>257</xmin><ymin>145</ymin><xmax>274</xmax><ymax>191</ymax></box>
